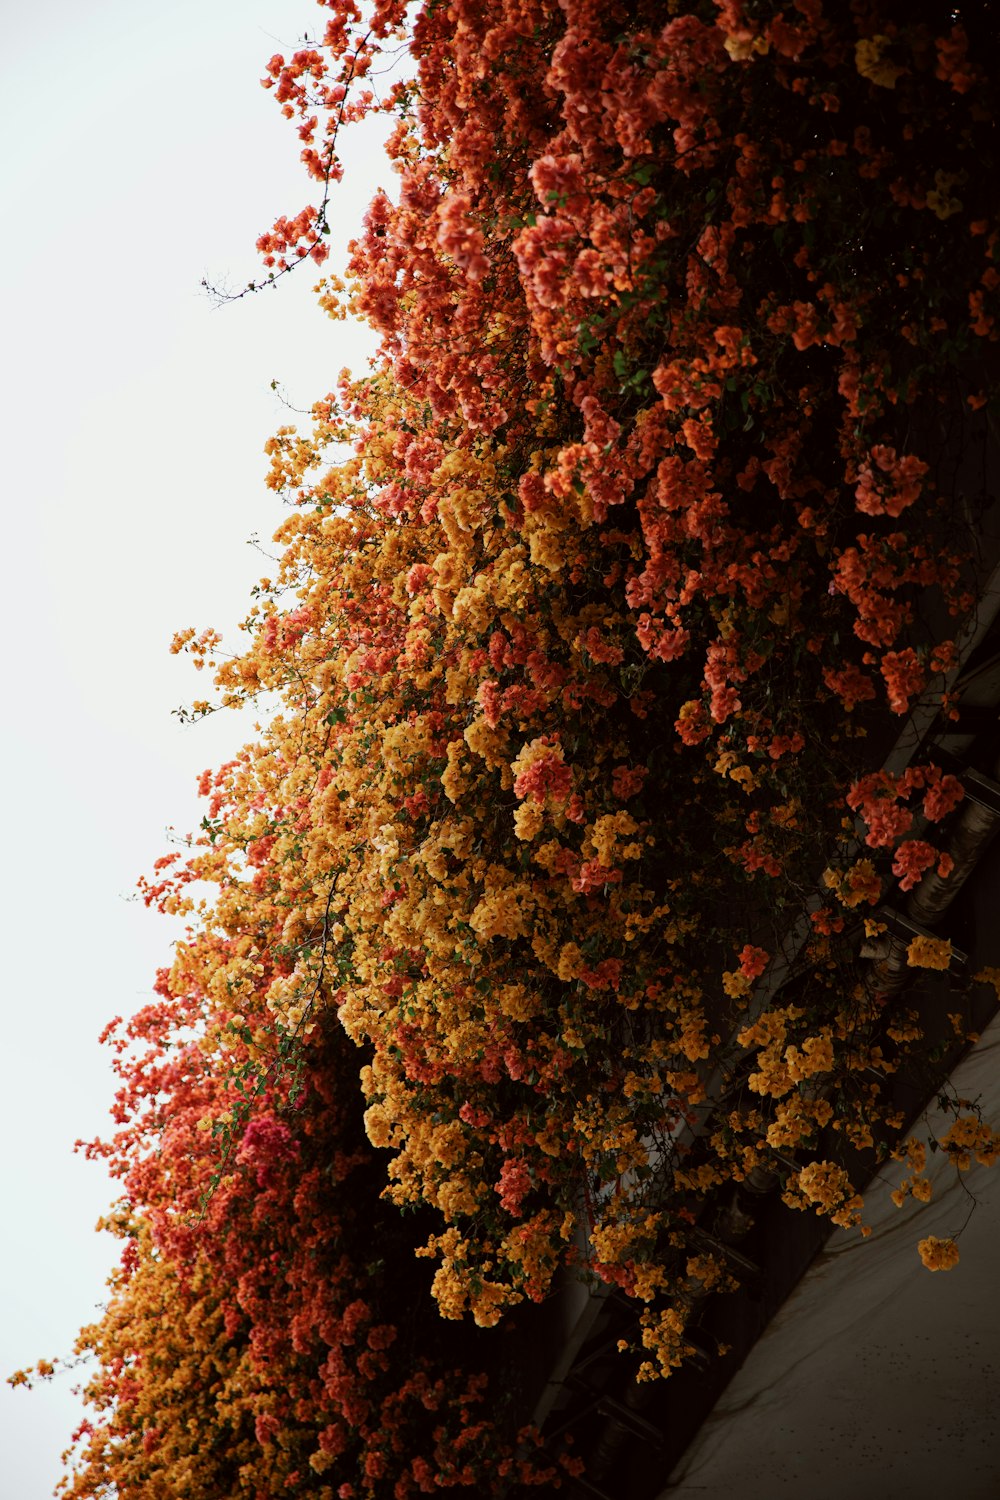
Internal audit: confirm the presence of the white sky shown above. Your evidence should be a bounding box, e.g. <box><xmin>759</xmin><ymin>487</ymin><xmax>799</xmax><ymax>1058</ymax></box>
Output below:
<box><xmin>0</xmin><ymin>2</ymin><xmax>389</xmax><ymax>1492</ymax></box>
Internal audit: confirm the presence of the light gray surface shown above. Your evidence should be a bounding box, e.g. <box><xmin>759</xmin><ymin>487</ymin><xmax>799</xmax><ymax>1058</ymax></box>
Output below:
<box><xmin>663</xmin><ymin>1014</ymin><xmax>1000</xmax><ymax>1499</ymax></box>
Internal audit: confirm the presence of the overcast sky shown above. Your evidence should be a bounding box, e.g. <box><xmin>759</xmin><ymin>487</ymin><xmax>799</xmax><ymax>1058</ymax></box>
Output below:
<box><xmin>0</xmin><ymin>1</ymin><xmax>388</xmax><ymax>1491</ymax></box>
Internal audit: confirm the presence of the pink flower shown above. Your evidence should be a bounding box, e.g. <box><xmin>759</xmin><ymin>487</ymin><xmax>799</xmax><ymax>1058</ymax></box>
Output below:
<box><xmin>892</xmin><ymin>840</ymin><xmax>939</xmax><ymax>891</ymax></box>
<box><xmin>738</xmin><ymin>945</ymin><xmax>769</xmax><ymax>980</ymax></box>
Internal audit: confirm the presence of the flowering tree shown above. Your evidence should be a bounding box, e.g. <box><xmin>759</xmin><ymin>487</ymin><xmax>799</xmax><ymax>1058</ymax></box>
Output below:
<box><xmin>16</xmin><ymin>1</ymin><xmax>1000</xmax><ymax>1494</ymax></box>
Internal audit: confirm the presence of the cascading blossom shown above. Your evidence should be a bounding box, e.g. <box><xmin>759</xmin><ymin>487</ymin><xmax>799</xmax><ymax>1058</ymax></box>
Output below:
<box><xmin>43</xmin><ymin>2</ymin><xmax>1000</xmax><ymax>1493</ymax></box>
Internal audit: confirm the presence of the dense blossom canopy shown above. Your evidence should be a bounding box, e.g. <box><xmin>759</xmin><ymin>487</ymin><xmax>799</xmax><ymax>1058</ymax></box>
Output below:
<box><xmin>17</xmin><ymin>1</ymin><xmax>1000</xmax><ymax>1495</ymax></box>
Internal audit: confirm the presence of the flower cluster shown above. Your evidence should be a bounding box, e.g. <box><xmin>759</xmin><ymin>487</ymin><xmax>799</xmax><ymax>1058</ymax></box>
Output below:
<box><xmin>47</xmin><ymin>1</ymin><xmax>1000</xmax><ymax>1492</ymax></box>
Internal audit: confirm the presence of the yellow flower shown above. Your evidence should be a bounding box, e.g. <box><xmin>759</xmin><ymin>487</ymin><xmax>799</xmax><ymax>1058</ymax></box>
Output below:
<box><xmin>722</xmin><ymin>32</ymin><xmax>769</xmax><ymax>62</ymax></box>
<box><xmin>906</xmin><ymin>935</ymin><xmax>952</xmax><ymax>971</ymax></box>
<box><xmin>589</xmin><ymin>810</ymin><xmax>641</xmax><ymax>864</ymax></box>
<box><xmin>975</xmin><ymin>966</ymin><xmax>1000</xmax><ymax>1001</ymax></box>
<box><xmin>722</xmin><ymin>969</ymin><xmax>751</xmax><ymax>999</ymax></box>
<box><xmin>926</xmin><ymin>170</ymin><xmax>963</xmax><ymax>221</ymax></box>
<box><xmin>855</xmin><ymin>35</ymin><xmax>905</xmax><ymax>89</ymax></box>
<box><xmin>363</xmin><ymin>1102</ymin><xmax>393</xmax><ymax>1148</ymax></box>
<box><xmin>513</xmin><ymin>800</ymin><xmax>545</xmax><ymax>841</ymax></box>
<box><xmin>918</xmin><ymin>1235</ymin><xmax>960</xmax><ymax>1271</ymax></box>
<box><xmin>784</xmin><ymin>1031</ymin><xmax>834</xmax><ymax>1082</ymax></box>
<box><xmin>824</xmin><ymin>859</ymin><xmax>881</xmax><ymax>908</ymax></box>
<box><xmin>714</xmin><ymin>749</ymin><xmax>756</xmax><ymax>793</ymax></box>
